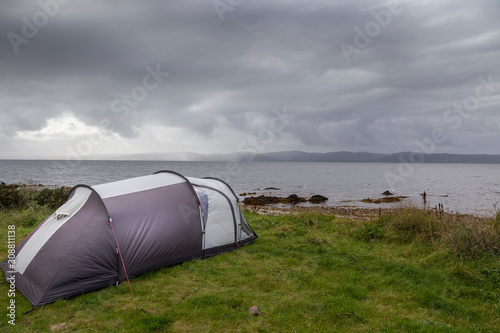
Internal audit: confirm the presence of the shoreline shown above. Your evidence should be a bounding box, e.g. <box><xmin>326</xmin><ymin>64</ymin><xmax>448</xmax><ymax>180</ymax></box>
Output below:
<box><xmin>241</xmin><ymin>203</ymin><xmax>492</xmax><ymax>221</ymax></box>
<box><xmin>241</xmin><ymin>204</ymin><xmax>391</xmax><ymax>219</ymax></box>
<box><xmin>4</xmin><ymin>182</ymin><xmax>497</xmax><ymax>219</ymax></box>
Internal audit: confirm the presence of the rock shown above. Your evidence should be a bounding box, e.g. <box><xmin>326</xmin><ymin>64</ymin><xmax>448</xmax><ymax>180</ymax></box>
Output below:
<box><xmin>361</xmin><ymin>196</ymin><xmax>408</xmax><ymax>204</ymax></box>
<box><xmin>249</xmin><ymin>306</ymin><xmax>260</xmax><ymax>316</ymax></box>
<box><xmin>50</xmin><ymin>323</ymin><xmax>67</xmax><ymax>332</ymax></box>
<box><xmin>382</xmin><ymin>191</ymin><xmax>394</xmax><ymax>196</ymax></box>
<box><xmin>309</xmin><ymin>195</ymin><xmax>328</xmax><ymax>203</ymax></box>
<box><xmin>264</xmin><ymin>187</ymin><xmax>280</xmax><ymax>190</ymax></box>
<box><xmin>239</xmin><ymin>192</ymin><xmax>256</xmax><ymax>196</ymax></box>
<box><xmin>285</xmin><ymin>194</ymin><xmax>306</xmax><ymax>204</ymax></box>
<box><xmin>244</xmin><ymin>194</ymin><xmax>329</xmax><ymax>205</ymax></box>
<box><xmin>242</xmin><ymin>195</ymin><xmax>282</xmax><ymax>205</ymax></box>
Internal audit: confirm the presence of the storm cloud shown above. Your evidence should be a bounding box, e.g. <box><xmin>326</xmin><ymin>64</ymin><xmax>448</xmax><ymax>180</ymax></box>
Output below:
<box><xmin>1</xmin><ymin>0</ymin><xmax>499</xmax><ymax>158</ymax></box>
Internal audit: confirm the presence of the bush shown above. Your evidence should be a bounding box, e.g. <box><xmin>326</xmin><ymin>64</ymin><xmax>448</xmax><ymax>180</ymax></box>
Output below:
<box><xmin>36</xmin><ymin>187</ymin><xmax>71</xmax><ymax>209</ymax></box>
<box><xmin>0</xmin><ymin>182</ymin><xmax>27</xmax><ymax>209</ymax></box>
<box><xmin>378</xmin><ymin>203</ymin><xmax>500</xmax><ymax>257</ymax></box>
<box><xmin>3</xmin><ymin>202</ymin><xmax>53</xmax><ymax>228</ymax></box>
<box><xmin>444</xmin><ymin>215</ymin><xmax>500</xmax><ymax>258</ymax></box>
<box><xmin>384</xmin><ymin>207</ymin><xmax>440</xmax><ymax>243</ymax></box>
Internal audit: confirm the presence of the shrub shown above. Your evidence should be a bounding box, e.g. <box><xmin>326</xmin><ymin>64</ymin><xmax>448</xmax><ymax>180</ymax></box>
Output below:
<box><xmin>378</xmin><ymin>202</ymin><xmax>500</xmax><ymax>257</ymax></box>
<box><xmin>444</xmin><ymin>215</ymin><xmax>500</xmax><ymax>258</ymax></box>
<box><xmin>0</xmin><ymin>182</ymin><xmax>27</xmax><ymax>209</ymax></box>
<box><xmin>384</xmin><ymin>206</ymin><xmax>441</xmax><ymax>243</ymax></box>
<box><xmin>36</xmin><ymin>187</ymin><xmax>71</xmax><ymax>209</ymax></box>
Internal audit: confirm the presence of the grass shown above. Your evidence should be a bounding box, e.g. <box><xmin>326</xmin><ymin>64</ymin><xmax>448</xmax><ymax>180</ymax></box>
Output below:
<box><xmin>0</xmin><ymin>205</ymin><xmax>498</xmax><ymax>332</ymax></box>
<box><xmin>380</xmin><ymin>202</ymin><xmax>500</xmax><ymax>257</ymax></box>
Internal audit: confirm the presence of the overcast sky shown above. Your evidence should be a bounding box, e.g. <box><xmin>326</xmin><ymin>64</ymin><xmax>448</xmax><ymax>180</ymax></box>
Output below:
<box><xmin>1</xmin><ymin>0</ymin><xmax>499</xmax><ymax>159</ymax></box>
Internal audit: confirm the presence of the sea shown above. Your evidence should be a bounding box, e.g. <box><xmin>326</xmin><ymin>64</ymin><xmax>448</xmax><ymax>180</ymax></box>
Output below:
<box><xmin>1</xmin><ymin>160</ymin><xmax>499</xmax><ymax>216</ymax></box>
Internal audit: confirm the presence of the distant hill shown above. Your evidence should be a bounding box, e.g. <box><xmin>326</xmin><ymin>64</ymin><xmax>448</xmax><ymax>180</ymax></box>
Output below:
<box><xmin>103</xmin><ymin>150</ymin><xmax>500</xmax><ymax>163</ymax></box>
<box><xmin>251</xmin><ymin>150</ymin><xmax>387</xmax><ymax>162</ymax></box>
<box><xmin>252</xmin><ymin>151</ymin><xmax>500</xmax><ymax>163</ymax></box>
<box><xmin>373</xmin><ymin>152</ymin><xmax>500</xmax><ymax>164</ymax></box>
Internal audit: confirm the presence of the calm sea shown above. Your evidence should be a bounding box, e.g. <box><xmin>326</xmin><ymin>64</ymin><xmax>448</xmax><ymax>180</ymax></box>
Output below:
<box><xmin>1</xmin><ymin>160</ymin><xmax>499</xmax><ymax>215</ymax></box>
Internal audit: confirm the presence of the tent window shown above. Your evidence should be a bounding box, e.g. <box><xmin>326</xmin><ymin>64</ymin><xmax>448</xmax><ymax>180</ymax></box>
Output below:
<box><xmin>195</xmin><ymin>189</ymin><xmax>209</xmax><ymax>229</ymax></box>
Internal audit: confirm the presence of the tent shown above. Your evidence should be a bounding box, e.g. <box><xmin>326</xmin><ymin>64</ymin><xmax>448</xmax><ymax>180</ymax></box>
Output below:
<box><xmin>0</xmin><ymin>171</ymin><xmax>257</xmax><ymax>308</ymax></box>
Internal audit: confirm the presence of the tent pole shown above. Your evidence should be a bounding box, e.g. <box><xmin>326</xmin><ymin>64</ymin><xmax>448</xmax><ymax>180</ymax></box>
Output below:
<box><xmin>23</xmin><ymin>307</ymin><xmax>37</xmax><ymax>315</ymax></box>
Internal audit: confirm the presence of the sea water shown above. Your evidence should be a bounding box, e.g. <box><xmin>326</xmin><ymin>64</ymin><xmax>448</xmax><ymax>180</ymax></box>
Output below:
<box><xmin>0</xmin><ymin>160</ymin><xmax>499</xmax><ymax>215</ymax></box>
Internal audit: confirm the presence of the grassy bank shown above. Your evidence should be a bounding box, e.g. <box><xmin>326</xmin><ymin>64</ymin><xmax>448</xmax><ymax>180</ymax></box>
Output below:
<box><xmin>0</xmin><ymin>198</ymin><xmax>498</xmax><ymax>331</ymax></box>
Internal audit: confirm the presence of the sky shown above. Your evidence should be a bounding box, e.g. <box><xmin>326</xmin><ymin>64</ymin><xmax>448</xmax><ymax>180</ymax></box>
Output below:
<box><xmin>1</xmin><ymin>0</ymin><xmax>499</xmax><ymax>159</ymax></box>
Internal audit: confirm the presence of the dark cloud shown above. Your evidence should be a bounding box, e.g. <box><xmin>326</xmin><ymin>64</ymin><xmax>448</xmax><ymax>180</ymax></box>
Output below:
<box><xmin>0</xmin><ymin>0</ymin><xmax>499</xmax><ymax>158</ymax></box>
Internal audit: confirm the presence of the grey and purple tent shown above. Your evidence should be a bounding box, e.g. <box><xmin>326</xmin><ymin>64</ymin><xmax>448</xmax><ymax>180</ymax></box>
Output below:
<box><xmin>0</xmin><ymin>171</ymin><xmax>257</xmax><ymax>308</ymax></box>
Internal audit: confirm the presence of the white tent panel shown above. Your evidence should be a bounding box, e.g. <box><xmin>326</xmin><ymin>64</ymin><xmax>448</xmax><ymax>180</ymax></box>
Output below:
<box><xmin>187</xmin><ymin>177</ymin><xmax>242</xmax><ymax>241</ymax></box>
<box><xmin>93</xmin><ymin>173</ymin><xmax>184</xmax><ymax>199</ymax></box>
<box><xmin>203</xmin><ymin>188</ymin><xmax>235</xmax><ymax>250</ymax></box>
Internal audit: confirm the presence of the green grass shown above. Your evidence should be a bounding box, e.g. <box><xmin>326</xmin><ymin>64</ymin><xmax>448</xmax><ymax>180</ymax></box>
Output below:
<box><xmin>0</xmin><ymin>207</ymin><xmax>498</xmax><ymax>332</ymax></box>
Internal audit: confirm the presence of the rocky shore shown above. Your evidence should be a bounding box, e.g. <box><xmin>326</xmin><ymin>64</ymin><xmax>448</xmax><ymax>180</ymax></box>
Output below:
<box><xmin>239</xmin><ymin>191</ymin><xmax>413</xmax><ymax>219</ymax></box>
<box><xmin>241</xmin><ymin>204</ymin><xmax>392</xmax><ymax>220</ymax></box>
<box><xmin>238</xmin><ymin>191</ymin><xmax>487</xmax><ymax>221</ymax></box>
<box><xmin>242</xmin><ymin>194</ymin><xmax>328</xmax><ymax>205</ymax></box>
<box><xmin>7</xmin><ymin>183</ymin><xmax>471</xmax><ymax>220</ymax></box>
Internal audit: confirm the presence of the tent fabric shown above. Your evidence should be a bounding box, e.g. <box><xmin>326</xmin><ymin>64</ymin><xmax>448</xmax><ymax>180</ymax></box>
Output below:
<box><xmin>0</xmin><ymin>172</ymin><xmax>257</xmax><ymax>307</ymax></box>
<box><xmin>188</xmin><ymin>177</ymin><xmax>257</xmax><ymax>248</ymax></box>
<box><xmin>15</xmin><ymin>187</ymin><xmax>93</xmax><ymax>274</ymax></box>
<box><xmin>8</xmin><ymin>188</ymin><xmax>117</xmax><ymax>306</ymax></box>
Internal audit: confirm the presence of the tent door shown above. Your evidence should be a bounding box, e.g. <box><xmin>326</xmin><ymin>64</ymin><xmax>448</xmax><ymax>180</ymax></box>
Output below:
<box><xmin>199</xmin><ymin>205</ymin><xmax>206</xmax><ymax>253</ymax></box>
